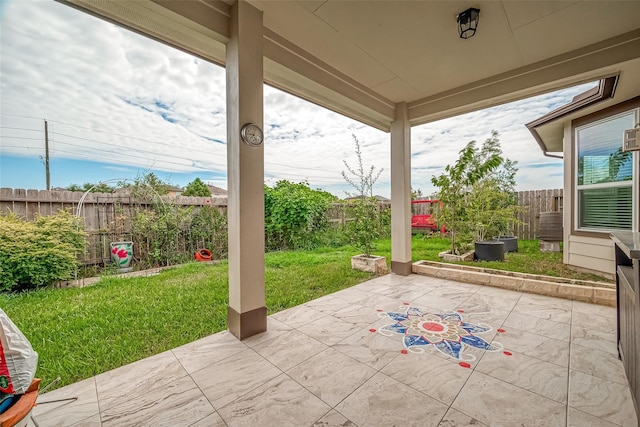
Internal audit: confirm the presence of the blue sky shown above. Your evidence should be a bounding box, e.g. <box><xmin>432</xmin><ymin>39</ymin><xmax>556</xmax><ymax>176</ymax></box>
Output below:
<box><xmin>0</xmin><ymin>0</ymin><xmax>594</xmax><ymax>197</ymax></box>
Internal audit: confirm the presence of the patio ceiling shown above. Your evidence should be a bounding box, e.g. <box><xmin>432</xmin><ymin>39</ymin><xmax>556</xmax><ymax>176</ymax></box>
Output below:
<box><xmin>61</xmin><ymin>0</ymin><xmax>640</xmax><ymax>131</ymax></box>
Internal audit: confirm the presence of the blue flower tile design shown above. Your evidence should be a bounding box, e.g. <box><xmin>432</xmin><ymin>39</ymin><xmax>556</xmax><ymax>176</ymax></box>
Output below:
<box><xmin>378</xmin><ymin>306</ymin><xmax>502</xmax><ymax>361</ymax></box>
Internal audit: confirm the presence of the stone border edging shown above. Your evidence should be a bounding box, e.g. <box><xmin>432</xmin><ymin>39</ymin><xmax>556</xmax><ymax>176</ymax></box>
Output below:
<box><xmin>412</xmin><ymin>260</ymin><xmax>616</xmax><ymax>307</ymax></box>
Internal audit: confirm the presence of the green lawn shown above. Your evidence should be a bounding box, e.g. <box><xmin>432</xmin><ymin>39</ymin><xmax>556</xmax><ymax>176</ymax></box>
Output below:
<box><xmin>0</xmin><ymin>247</ymin><xmax>372</xmax><ymax>391</ymax></box>
<box><xmin>0</xmin><ymin>237</ymin><xmax>610</xmax><ymax>391</ymax></box>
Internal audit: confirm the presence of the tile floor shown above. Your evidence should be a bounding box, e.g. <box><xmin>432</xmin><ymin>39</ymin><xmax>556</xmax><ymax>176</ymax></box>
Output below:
<box><xmin>28</xmin><ymin>274</ymin><xmax>638</xmax><ymax>427</ymax></box>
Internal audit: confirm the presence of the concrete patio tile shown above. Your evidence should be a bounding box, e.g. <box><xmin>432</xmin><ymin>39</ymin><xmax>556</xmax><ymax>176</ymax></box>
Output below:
<box><xmin>476</xmin><ymin>348</ymin><xmax>569</xmax><ymax>403</ymax></box>
<box><xmin>570</xmin><ymin>324</ymin><xmax>617</xmax><ymax>355</ymax></box>
<box><xmin>572</xmin><ymin>310</ymin><xmax>616</xmax><ymax>334</ymax></box>
<box><xmin>511</xmin><ymin>301</ymin><xmax>572</xmax><ymax>324</ymax></box>
<box><xmin>217</xmin><ymin>374</ymin><xmax>331</xmax><ymax>427</ymax></box>
<box><xmin>437</xmin><ymin>408</ymin><xmax>488</xmax><ymax>427</ymax></box>
<box><xmin>329</xmin><ymin>287</ymin><xmax>372</xmax><ymax>304</ymax></box>
<box><xmin>572</xmin><ymin>299</ymin><xmax>616</xmax><ymax>317</ymax></box>
<box><xmin>32</xmin><ymin>377</ymin><xmax>99</xmax><ymax>427</ymax></box>
<box><xmin>412</xmin><ymin>294</ymin><xmax>461</xmax><ymax>312</ymax></box>
<box><xmin>503</xmin><ymin>312</ymin><xmax>571</xmax><ymax>341</ymax></box>
<box><xmin>70</xmin><ymin>414</ymin><xmax>101</xmax><ymax>426</ymax></box>
<box><xmin>425</xmin><ymin>285</ymin><xmax>478</xmax><ymax>303</ymax></box>
<box><xmin>376</xmin><ymin>286</ymin><xmax>431</xmax><ymax>304</ymax></box>
<box><xmin>95</xmin><ymin>350</ymin><xmax>188</xmax><ymax>411</ymax></box>
<box><xmin>493</xmin><ymin>326</ymin><xmax>570</xmax><ymax>367</ymax></box>
<box><xmin>335</xmin><ymin>372</ymin><xmax>449</xmax><ymax>427</ymax></box>
<box><xmin>405</xmin><ymin>275</ymin><xmax>449</xmax><ymax>289</ymax></box>
<box><xmin>310</xmin><ymin>410</ymin><xmax>355</xmax><ymax>426</ymax></box>
<box><xmin>366</xmin><ymin>273</ymin><xmax>417</xmax><ymax>286</ymax></box>
<box><xmin>192</xmin><ymin>348</ymin><xmax>281</xmax><ymax>409</ymax></box>
<box><xmin>474</xmin><ymin>285</ymin><xmax>522</xmax><ymax>301</ymax></box>
<box><xmin>303</xmin><ymin>295</ymin><xmax>352</xmax><ymax>313</ymax></box>
<box><xmin>297</xmin><ymin>314</ymin><xmax>363</xmax><ymax>346</ymax></box>
<box><xmin>332</xmin><ymin>303</ymin><xmax>381</xmax><ymax>326</ymax></box>
<box><xmin>188</xmin><ymin>412</ymin><xmax>227</xmax><ymax>427</ymax></box>
<box><xmin>381</xmin><ymin>350</ymin><xmax>473</xmax><ymax>405</ymax></box>
<box><xmin>567</xmin><ymin>407</ymin><xmax>619</xmax><ymax>427</ymax></box>
<box><xmin>253</xmin><ymin>329</ymin><xmax>328</xmax><ymax>371</ymax></box>
<box><xmin>101</xmin><ymin>375</ymin><xmax>214</xmax><ymax>426</ymax></box>
<box><xmin>353</xmin><ymin>293</ymin><xmax>405</xmax><ymax>312</ymax></box>
<box><xmin>568</xmin><ymin>370</ymin><xmax>638</xmax><ymax>427</ymax></box>
<box><xmin>242</xmin><ymin>317</ymin><xmax>293</xmax><ymax>348</ymax></box>
<box><xmin>333</xmin><ymin>327</ymin><xmax>403</xmax><ymax>370</ymax></box>
<box><xmin>172</xmin><ymin>330</ymin><xmax>248</xmax><ymax>374</ymax></box>
<box><xmin>569</xmin><ymin>343</ymin><xmax>628</xmax><ymax>385</ymax></box>
<box><xmin>287</xmin><ymin>347</ymin><xmax>376</xmax><ymax>407</ymax></box>
<box><xmin>271</xmin><ymin>304</ymin><xmax>326</xmax><ymax>328</ymax></box>
<box><xmin>461</xmin><ymin>292</ymin><xmax>519</xmax><ymax>312</ymax></box>
<box><xmin>518</xmin><ymin>293</ymin><xmax>574</xmax><ymax>310</ymax></box>
<box><xmin>452</xmin><ymin>371</ymin><xmax>566</xmax><ymax>427</ymax></box>
<box><xmin>454</xmin><ymin>304</ymin><xmax>511</xmax><ymax>326</ymax></box>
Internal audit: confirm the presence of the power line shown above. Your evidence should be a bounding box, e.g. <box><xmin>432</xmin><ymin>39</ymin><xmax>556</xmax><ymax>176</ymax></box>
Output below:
<box><xmin>0</xmin><ymin>136</ymin><xmax>43</xmax><ymax>141</ymax></box>
<box><xmin>0</xmin><ymin>126</ymin><xmax>44</xmax><ymax>132</ymax></box>
<box><xmin>0</xmin><ymin>112</ymin><xmax>44</xmax><ymax>121</ymax></box>
<box><xmin>2</xmin><ymin>116</ymin><xmax>350</xmax><ymax>178</ymax></box>
<box><xmin>3</xmin><ymin>120</ymin><xmax>346</xmax><ymax>173</ymax></box>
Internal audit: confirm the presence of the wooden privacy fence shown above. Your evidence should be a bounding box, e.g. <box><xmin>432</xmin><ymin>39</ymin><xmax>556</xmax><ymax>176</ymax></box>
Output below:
<box><xmin>1</xmin><ymin>187</ymin><xmax>562</xmax><ymax>261</ymax></box>
<box><xmin>514</xmin><ymin>189</ymin><xmax>563</xmax><ymax>240</ymax></box>
<box><xmin>326</xmin><ymin>201</ymin><xmax>391</xmax><ymax>227</ymax></box>
<box><xmin>0</xmin><ymin>188</ymin><xmax>227</xmax><ymax>264</ymax></box>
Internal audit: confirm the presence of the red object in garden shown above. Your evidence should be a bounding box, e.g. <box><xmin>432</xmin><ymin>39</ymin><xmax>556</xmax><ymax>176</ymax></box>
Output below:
<box><xmin>411</xmin><ymin>199</ymin><xmax>445</xmax><ymax>234</ymax></box>
<box><xmin>194</xmin><ymin>249</ymin><xmax>212</xmax><ymax>262</ymax></box>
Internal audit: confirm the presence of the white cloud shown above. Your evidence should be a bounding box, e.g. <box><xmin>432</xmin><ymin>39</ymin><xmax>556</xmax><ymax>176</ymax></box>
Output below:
<box><xmin>0</xmin><ymin>0</ymin><xmax>595</xmax><ymax>197</ymax></box>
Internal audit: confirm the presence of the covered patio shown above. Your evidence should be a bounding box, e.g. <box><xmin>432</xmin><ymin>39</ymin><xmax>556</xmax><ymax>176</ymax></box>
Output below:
<box><xmin>23</xmin><ymin>1</ymin><xmax>640</xmax><ymax>425</ymax></box>
<box><xmin>29</xmin><ymin>273</ymin><xmax>636</xmax><ymax>426</ymax></box>
<box><xmin>58</xmin><ymin>0</ymin><xmax>640</xmax><ymax>340</ymax></box>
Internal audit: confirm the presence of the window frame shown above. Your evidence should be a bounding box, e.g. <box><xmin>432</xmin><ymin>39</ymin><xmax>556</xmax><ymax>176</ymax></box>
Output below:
<box><xmin>574</xmin><ymin>108</ymin><xmax>638</xmax><ymax>233</ymax></box>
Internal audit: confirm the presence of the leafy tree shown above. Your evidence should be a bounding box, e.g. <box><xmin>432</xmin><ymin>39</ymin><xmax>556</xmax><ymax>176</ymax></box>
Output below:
<box><xmin>120</xmin><ymin>172</ymin><xmax>172</xmax><ymax>203</ymax></box>
<box><xmin>342</xmin><ymin>135</ymin><xmax>383</xmax><ymax>257</ymax></box>
<box><xmin>66</xmin><ymin>182</ymin><xmax>114</xmax><ymax>193</ymax></box>
<box><xmin>431</xmin><ymin>130</ymin><xmax>506</xmax><ymax>255</ymax></box>
<box><xmin>264</xmin><ymin>180</ymin><xmax>337</xmax><ymax>250</ymax></box>
<box><xmin>183</xmin><ymin>178</ymin><xmax>211</xmax><ymax>197</ymax></box>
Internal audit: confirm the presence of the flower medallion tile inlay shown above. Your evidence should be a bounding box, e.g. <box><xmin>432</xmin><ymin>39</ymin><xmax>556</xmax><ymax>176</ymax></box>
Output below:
<box><xmin>378</xmin><ymin>306</ymin><xmax>502</xmax><ymax>361</ymax></box>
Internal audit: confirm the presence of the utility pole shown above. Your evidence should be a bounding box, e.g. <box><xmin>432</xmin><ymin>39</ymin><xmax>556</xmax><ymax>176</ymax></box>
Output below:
<box><xmin>44</xmin><ymin>119</ymin><xmax>50</xmax><ymax>190</ymax></box>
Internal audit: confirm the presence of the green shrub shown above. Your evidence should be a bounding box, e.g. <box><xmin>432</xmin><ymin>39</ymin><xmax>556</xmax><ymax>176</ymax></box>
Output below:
<box><xmin>132</xmin><ymin>205</ymin><xmax>192</xmax><ymax>267</ymax></box>
<box><xmin>133</xmin><ymin>204</ymin><xmax>228</xmax><ymax>267</ymax></box>
<box><xmin>264</xmin><ymin>180</ymin><xmax>337</xmax><ymax>250</ymax></box>
<box><xmin>188</xmin><ymin>205</ymin><xmax>228</xmax><ymax>259</ymax></box>
<box><xmin>0</xmin><ymin>211</ymin><xmax>86</xmax><ymax>291</ymax></box>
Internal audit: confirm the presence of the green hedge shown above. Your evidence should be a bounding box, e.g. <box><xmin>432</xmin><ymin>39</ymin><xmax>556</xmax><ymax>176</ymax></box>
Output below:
<box><xmin>0</xmin><ymin>211</ymin><xmax>86</xmax><ymax>291</ymax></box>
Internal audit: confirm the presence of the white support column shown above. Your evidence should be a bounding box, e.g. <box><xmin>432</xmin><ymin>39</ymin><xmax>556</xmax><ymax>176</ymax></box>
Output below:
<box><xmin>390</xmin><ymin>102</ymin><xmax>412</xmax><ymax>275</ymax></box>
<box><xmin>226</xmin><ymin>0</ymin><xmax>266</xmax><ymax>340</ymax></box>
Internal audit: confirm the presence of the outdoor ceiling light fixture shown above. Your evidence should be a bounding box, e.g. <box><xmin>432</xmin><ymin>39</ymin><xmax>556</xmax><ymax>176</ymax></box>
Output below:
<box><xmin>457</xmin><ymin>7</ymin><xmax>480</xmax><ymax>39</ymax></box>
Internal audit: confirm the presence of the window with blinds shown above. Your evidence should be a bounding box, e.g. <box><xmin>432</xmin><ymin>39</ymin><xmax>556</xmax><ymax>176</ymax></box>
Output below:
<box><xmin>576</xmin><ymin>110</ymin><xmax>636</xmax><ymax>231</ymax></box>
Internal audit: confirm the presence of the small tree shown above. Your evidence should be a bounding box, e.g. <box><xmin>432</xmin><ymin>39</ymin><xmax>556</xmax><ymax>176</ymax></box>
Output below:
<box><xmin>183</xmin><ymin>178</ymin><xmax>211</xmax><ymax>197</ymax></box>
<box><xmin>431</xmin><ymin>131</ymin><xmax>504</xmax><ymax>255</ymax></box>
<box><xmin>342</xmin><ymin>135</ymin><xmax>383</xmax><ymax>257</ymax></box>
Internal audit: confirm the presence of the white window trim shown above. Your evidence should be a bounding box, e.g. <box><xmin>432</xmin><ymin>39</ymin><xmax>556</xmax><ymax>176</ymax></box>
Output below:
<box><xmin>574</xmin><ymin>108</ymin><xmax>639</xmax><ymax>233</ymax></box>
